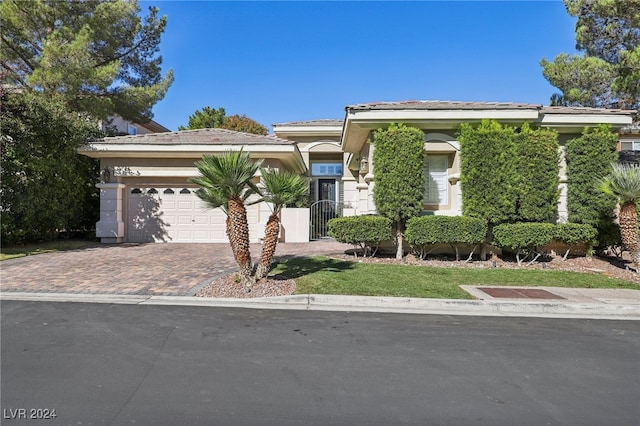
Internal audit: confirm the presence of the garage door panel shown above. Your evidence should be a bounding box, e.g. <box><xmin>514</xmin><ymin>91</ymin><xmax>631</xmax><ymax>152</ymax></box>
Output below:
<box><xmin>162</xmin><ymin>200</ymin><xmax>177</xmax><ymax>209</ymax></box>
<box><xmin>178</xmin><ymin>201</ymin><xmax>193</xmax><ymax>210</ymax></box>
<box><xmin>192</xmin><ymin>215</ymin><xmax>208</xmax><ymax>225</ymax></box>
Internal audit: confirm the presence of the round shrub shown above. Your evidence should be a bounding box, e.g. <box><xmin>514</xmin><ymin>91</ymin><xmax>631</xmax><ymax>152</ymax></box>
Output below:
<box><xmin>328</xmin><ymin>215</ymin><xmax>392</xmax><ymax>257</ymax></box>
<box><xmin>405</xmin><ymin>215</ymin><xmax>487</xmax><ymax>260</ymax></box>
<box><xmin>493</xmin><ymin>223</ymin><xmax>556</xmax><ymax>264</ymax></box>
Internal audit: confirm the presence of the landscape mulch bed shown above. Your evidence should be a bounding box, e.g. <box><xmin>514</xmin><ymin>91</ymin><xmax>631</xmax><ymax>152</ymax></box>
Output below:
<box><xmin>195</xmin><ymin>274</ymin><xmax>296</xmax><ymax>298</ymax></box>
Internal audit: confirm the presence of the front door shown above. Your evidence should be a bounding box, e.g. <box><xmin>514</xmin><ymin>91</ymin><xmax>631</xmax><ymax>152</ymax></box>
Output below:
<box><xmin>318</xmin><ymin>178</ymin><xmax>336</xmax><ymax>202</ymax></box>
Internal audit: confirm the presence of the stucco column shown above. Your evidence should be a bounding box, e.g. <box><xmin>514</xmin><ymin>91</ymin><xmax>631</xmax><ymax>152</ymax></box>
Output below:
<box><xmin>96</xmin><ymin>183</ymin><xmax>125</xmax><ymax>243</ymax></box>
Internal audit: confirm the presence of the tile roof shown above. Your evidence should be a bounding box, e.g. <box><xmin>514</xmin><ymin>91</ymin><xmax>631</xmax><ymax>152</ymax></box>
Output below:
<box><xmin>91</xmin><ymin>127</ymin><xmax>295</xmax><ymax>145</ymax></box>
<box><xmin>346</xmin><ymin>100</ymin><xmax>634</xmax><ymax>115</ymax></box>
<box><xmin>346</xmin><ymin>100</ymin><xmax>542</xmax><ymax>111</ymax></box>
<box><xmin>272</xmin><ymin>119</ymin><xmax>344</xmax><ymax>127</ymax></box>
<box><xmin>620</xmin><ymin>123</ymin><xmax>640</xmax><ymax>134</ymax></box>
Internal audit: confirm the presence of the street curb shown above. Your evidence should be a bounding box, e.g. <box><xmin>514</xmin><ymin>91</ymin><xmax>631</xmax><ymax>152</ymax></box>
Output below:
<box><xmin>1</xmin><ymin>292</ymin><xmax>639</xmax><ymax>320</ymax></box>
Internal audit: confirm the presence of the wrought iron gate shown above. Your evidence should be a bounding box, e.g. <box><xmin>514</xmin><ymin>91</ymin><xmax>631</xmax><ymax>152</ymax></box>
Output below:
<box><xmin>310</xmin><ymin>200</ymin><xmax>343</xmax><ymax>240</ymax></box>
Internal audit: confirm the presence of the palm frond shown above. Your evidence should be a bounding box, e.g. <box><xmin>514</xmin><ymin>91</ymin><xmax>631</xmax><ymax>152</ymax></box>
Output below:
<box><xmin>598</xmin><ymin>163</ymin><xmax>640</xmax><ymax>203</ymax></box>
<box><xmin>190</xmin><ymin>149</ymin><xmax>262</xmax><ymax>198</ymax></box>
<box><xmin>260</xmin><ymin>168</ymin><xmax>309</xmax><ymax>214</ymax></box>
<box><xmin>194</xmin><ymin>188</ymin><xmax>229</xmax><ymax>214</ymax></box>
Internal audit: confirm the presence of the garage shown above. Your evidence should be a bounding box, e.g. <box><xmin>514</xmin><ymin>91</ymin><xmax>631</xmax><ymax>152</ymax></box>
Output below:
<box><xmin>127</xmin><ymin>186</ymin><xmax>259</xmax><ymax>243</ymax></box>
<box><xmin>78</xmin><ymin>127</ymin><xmax>307</xmax><ymax>244</ymax></box>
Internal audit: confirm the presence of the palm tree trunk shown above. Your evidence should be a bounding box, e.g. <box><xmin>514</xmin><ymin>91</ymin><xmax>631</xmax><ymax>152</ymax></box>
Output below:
<box><xmin>256</xmin><ymin>212</ymin><xmax>280</xmax><ymax>280</ymax></box>
<box><xmin>227</xmin><ymin>195</ymin><xmax>255</xmax><ymax>290</ymax></box>
<box><xmin>618</xmin><ymin>201</ymin><xmax>640</xmax><ymax>271</ymax></box>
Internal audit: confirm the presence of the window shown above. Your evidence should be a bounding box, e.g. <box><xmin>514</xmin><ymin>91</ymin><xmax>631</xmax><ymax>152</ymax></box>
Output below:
<box><xmin>424</xmin><ymin>155</ymin><xmax>448</xmax><ymax>205</ymax></box>
<box><xmin>311</xmin><ymin>163</ymin><xmax>343</xmax><ymax>177</ymax></box>
<box><xmin>127</xmin><ymin>124</ymin><xmax>137</xmax><ymax>135</ymax></box>
<box><xmin>620</xmin><ymin>140</ymin><xmax>640</xmax><ymax>151</ymax></box>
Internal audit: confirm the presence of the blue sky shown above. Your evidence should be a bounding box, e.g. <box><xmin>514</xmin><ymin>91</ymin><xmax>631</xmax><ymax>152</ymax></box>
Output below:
<box><xmin>144</xmin><ymin>1</ymin><xmax>579</xmax><ymax>131</ymax></box>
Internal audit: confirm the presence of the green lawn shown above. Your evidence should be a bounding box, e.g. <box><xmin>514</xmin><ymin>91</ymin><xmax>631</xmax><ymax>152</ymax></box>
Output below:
<box><xmin>0</xmin><ymin>239</ymin><xmax>100</xmax><ymax>261</ymax></box>
<box><xmin>271</xmin><ymin>256</ymin><xmax>639</xmax><ymax>299</ymax></box>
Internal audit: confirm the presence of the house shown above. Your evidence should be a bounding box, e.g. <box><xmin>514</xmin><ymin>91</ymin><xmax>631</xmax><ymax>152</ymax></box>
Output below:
<box><xmin>341</xmin><ymin>101</ymin><xmax>633</xmax><ymax>222</ymax></box>
<box><xmin>99</xmin><ymin>115</ymin><xmax>171</xmax><ymax>136</ymax></box>
<box><xmin>618</xmin><ymin>123</ymin><xmax>640</xmax><ymax>164</ymax></box>
<box><xmin>79</xmin><ymin>100</ymin><xmax>634</xmax><ymax>244</ymax></box>
<box><xmin>79</xmin><ymin>128</ymin><xmax>306</xmax><ymax>243</ymax></box>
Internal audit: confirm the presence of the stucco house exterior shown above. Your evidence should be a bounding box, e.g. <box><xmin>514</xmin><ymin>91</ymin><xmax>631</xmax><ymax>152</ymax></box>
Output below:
<box><xmin>79</xmin><ymin>100</ymin><xmax>634</xmax><ymax>244</ymax></box>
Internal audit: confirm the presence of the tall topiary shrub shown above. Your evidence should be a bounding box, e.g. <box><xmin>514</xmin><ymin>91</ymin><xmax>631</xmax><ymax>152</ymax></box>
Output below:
<box><xmin>566</xmin><ymin>125</ymin><xmax>618</xmax><ymax>230</ymax></box>
<box><xmin>459</xmin><ymin>120</ymin><xmax>519</xmax><ymax>224</ymax></box>
<box><xmin>566</xmin><ymin>125</ymin><xmax>619</xmax><ymax>251</ymax></box>
<box><xmin>458</xmin><ymin>120</ymin><xmax>519</xmax><ymax>258</ymax></box>
<box><xmin>516</xmin><ymin>123</ymin><xmax>560</xmax><ymax>222</ymax></box>
<box><xmin>372</xmin><ymin>124</ymin><xmax>425</xmax><ymax>259</ymax></box>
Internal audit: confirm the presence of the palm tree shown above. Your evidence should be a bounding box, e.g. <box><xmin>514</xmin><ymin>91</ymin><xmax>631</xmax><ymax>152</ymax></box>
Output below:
<box><xmin>599</xmin><ymin>163</ymin><xmax>640</xmax><ymax>271</ymax></box>
<box><xmin>255</xmin><ymin>169</ymin><xmax>308</xmax><ymax>280</ymax></box>
<box><xmin>189</xmin><ymin>150</ymin><xmax>262</xmax><ymax>290</ymax></box>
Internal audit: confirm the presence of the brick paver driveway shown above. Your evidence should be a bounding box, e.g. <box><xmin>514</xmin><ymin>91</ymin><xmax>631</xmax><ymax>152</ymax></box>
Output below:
<box><xmin>0</xmin><ymin>241</ymin><xmax>351</xmax><ymax>296</ymax></box>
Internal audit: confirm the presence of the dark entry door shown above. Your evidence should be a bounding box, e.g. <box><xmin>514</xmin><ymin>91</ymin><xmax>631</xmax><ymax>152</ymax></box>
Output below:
<box><xmin>318</xmin><ymin>179</ymin><xmax>336</xmax><ymax>202</ymax></box>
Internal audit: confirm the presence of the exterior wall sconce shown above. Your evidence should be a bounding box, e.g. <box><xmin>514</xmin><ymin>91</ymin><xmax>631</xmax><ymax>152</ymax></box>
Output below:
<box><xmin>359</xmin><ymin>157</ymin><xmax>369</xmax><ymax>174</ymax></box>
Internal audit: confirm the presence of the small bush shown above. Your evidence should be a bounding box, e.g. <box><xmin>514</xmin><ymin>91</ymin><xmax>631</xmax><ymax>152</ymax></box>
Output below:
<box><xmin>554</xmin><ymin>223</ymin><xmax>597</xmax><ymax>259</ymax></box>
<box><xmin>405</xmin><ymin>216</ymin><xmax>487</xmax><ymax>260</ymax></box>
<box><xmin>493</xmin><ymin>223</ymin><xmax>556</xmax><ymax>265</ymax></box>
<box><xmin>594</xmin><ymin>220</ymin><xmax>623</xmax><ymax>258</ymax></box>
<box><xmin>328</xmin><ymin>215</ymin><xmax>392</xmax><ymax>257</ymax></box>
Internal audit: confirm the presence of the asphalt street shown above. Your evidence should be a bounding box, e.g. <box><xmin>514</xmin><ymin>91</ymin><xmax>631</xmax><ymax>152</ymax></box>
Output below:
<box><xmin>1</xmin><ymin>301</ymin><xmax>639</xmax><ymax>426</ymax></box>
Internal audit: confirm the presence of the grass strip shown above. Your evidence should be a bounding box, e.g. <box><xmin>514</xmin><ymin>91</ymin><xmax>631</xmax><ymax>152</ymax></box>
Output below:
<box><xmin>1</xmin><ymin>240</ymin><xmax>100</xmax><ymax>261</ymax></box>
<box><xmin>271</xmin><ymin>256</ymin><xmax>638</xmax><ymax>299</ymax></box>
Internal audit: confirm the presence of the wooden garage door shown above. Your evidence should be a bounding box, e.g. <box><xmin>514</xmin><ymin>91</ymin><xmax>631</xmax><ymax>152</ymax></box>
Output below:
<box><xmin>127</xmin><ymin>187</ymin><xmax>259</xmax><ymax>243</ymax></box>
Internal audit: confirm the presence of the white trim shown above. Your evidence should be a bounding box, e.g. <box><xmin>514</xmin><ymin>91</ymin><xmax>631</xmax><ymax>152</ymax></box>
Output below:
<box><xmin>540</xmin><ymin>114</ymin><xmax>632</xmax><ymax>126</ymax></box>
<box><xmin>273</xmin><ymin>125</ymin><xmax>343</xmax><ymax>137</ymax></box>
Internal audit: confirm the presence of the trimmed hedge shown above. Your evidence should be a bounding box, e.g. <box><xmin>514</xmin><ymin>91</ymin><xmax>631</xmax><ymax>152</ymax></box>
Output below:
<box><xmin>458</xmin><ymin>120</ymin><xmax>519</xmax><ymax>225</ymax></box>
<box><xmin>566</xmin><ymin>125</ymin><xmax>618</xmax><ymax>247</ymax></box>
<box><xmin>553</xmin><ymin>223</ymin><xmax>597</xmax><ymax>259</ymax></box>
<box><xmin>493</xmin><ymin>223</ymin><xmax>556</xmax><ymax>264</ymax></box>
<box><xmin>405</xmin><ymin>216</ymin><xmax>487</xmax><ymax>260</ymax></box>
<box><xmin>493</xmin><ymin>222</ymin><xmax>597</xmax><ymax>264</ymax></box>
<box><xmin>372</xmin><ymin>123</ymin><xmax>425</xmax><ymax>259</ymax></box>
<box><xmin>328</xmin><ymin>215</ymin><xmax>392</xmax><ymax>257</ymax></box>
<box><xmin>554</xmin><ymin>223</ymin><xmax>597</xmax><ymax>246</ymax></box>
<box><xmin>516</xmin><ymin>124</ymin><xmax>560</xmax><ymax>222</ymax></box>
